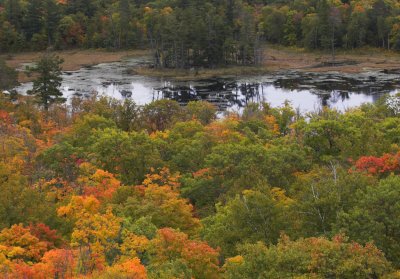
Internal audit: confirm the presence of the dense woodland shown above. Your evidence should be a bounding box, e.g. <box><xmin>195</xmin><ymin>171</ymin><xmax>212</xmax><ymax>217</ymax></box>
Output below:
<box><xmin>2</xmin><ymin>0</ymin><xmax>400</xmax><ymax>67</ymax></box>
<box><xmin>2</xmin><ymin>0</ymin><xmax>400</xmax><ymax>278</ymax></box>
<box><xmin>1</xmin><ymin>72</ymin><xmax>400</xmax><ymax>277</ymax></box>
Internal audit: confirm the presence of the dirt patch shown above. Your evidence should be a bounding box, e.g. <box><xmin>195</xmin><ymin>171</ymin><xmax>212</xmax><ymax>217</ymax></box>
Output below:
<box><xmin>264</xmin><ymin>46</ymin><xmax>400</xmax><ymax>73</ymax></box>
<box><xmin>5</xmin><ymin>47</ymin><xmax>400</xmax><ymax>83</ymax></box>
<box><xmin>3</xmin><ymin>49</ymin><xmax>150</xmax><ymax>83</ymax></box>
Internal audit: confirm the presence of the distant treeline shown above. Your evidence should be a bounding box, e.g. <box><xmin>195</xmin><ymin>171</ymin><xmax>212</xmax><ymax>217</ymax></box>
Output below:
<box><xmin>0</xmin><ymin>0</ymin><xmax>400</xmax><ymax>67</ymax></box>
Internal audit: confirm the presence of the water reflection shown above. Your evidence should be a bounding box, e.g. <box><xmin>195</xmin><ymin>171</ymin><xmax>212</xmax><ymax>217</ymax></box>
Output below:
<box><xmin>154</xmin><ymin>78</ymin><xmax>398</xmax><ymax>112</ymax></box>
<box><xmin>14</xmin><ymin>57</ymin><xmax>400</xmax><ymax>112</ymax></box>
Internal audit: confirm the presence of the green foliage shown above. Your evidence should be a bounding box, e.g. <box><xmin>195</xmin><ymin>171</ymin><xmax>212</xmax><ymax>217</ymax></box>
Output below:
<box><xmin>335</xmin><ymin>176</ymin><xmax>400</xmax><ymax>266</ymax></box>
<box><xmin>295</xmin><ymin>108</ymin><xmax>391</xmax><ymax>161</ymax></box>
<box><xmin>290</xmin><ymin>167</ymin><xmax>376</xmax><ymax>237</ymax></box>
<box><xmin>224</xmin><ymin>235</ymin><xmax>392</xmax><ymax>279</ymax></box>
<box><xmin>89</xmin><ymin>129</ymin><xmax>162</xmax><ymax>184</ymax></box>
<box><xmin>0</xmin><ymin>58</ymin><xmax>18</xmax><ymax>90</ymax></box>
<box><xmin>124</xmin><ymin>216</ymin><xmax>158</xmax><ymax>240</ymax></box>
<box><xmin>27</xmin><ymin>54</ymin><xmax>65</xmax><ymax>110</ymax></box>
<box><xmin>2</xmin><ymin>90</ymin><xmax>400</xmax><ymax>276</ymax></box>
<box><xmin>1</xmin><ymin>0</ymin><xmax>400</xmax><ymax>59</ymax></box>
<box><xmin>0</xmin><ymin>163</ymin><xmax>58</xmax><ymax>230</ymax></box>
<box><xmin>141</xmin><ymin>99</ymin><xmax>183</xmax><ymax>132</ymax></box>
<box><xmin>148</xmin><ymin>259</ymin><xmax>192</xmax><ymax>279</ymax></box>
<box><xmin>185</xmin><ymin>101</ymin><xmax>217</xmax><ymax>125</ymax></box>
<box><xmin>203</xmin><ymin>187</ymin><xmax>292</xmax><ymax>257</ymax></box>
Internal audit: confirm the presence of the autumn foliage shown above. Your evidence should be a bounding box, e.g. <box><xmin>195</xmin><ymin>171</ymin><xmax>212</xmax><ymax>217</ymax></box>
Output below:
<box><xmin>350</xmin><ymin>151</ymin><xmax>400</xmax><ymax>176</ymax></box>
<box><xmin>1</xmin><ymin>92</ymin><xmax>400</xmax><ymax>277</ymax></box>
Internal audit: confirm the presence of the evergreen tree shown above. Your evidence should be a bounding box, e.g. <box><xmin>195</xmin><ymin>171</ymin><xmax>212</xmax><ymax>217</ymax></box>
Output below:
<box><xmin>0</xmin><ymin>58</ymin><xmax>18</xmax><ymax>90</ymax></box>
<box><xmin>27</xmin><ymin>54</ymin><xmax>65</xmax><ymax>110</ymax></box>
<box><xmin>119</xmin><ymin>0</ymin><xmax>131</xmax><ymax>48</ymax></box>
<box><xmin>43</xmin><ymin>0</ymin><xmax>60</xmax><ymax>45</ymax></box>
<box><xmin>5</xmin><ymin>0</ymin><xmax>23</xmax><ymax>31</ymax></box>
<box><xmin>23</xmin><ymin>0</ymin><xmax>43</xmax><ymax>40</ymax></box>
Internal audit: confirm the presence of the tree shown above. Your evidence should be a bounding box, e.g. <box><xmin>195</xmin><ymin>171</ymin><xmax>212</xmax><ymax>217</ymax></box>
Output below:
<box><xmin>345</xmin><ymin>5</ymin><xmax>368</xmax><ymax>49</ymax></box>
<box><xmin>89</xmin><ymin>128</ymin><xmax>162</xmax><ymax>185</ymax></box>
<box><xmin>57</xmin><ymin>196</ymin><xmax>121</xmax><ymax>274</ymax></box>
<box><xmin>328</xmin><ymin>7</ymin><xmax>342</xmax><ymax>61</ymax></box>
<box><xmin>291</xmin><ymin>167</ymin><xmax>376</xmax><ymax>237</ymax></box>
<box><xmin>141</xmin><ymin>100</ymin><xmax>183</xmax><ymax>132</ymax></box>
<box><xmin>0</xmin><ymin>224</ymin><xmax>48</xmax><ymax>263</ymax></box>
<box><xmin>224</xmin><ymin>234</ymin><xmax>392</xmax><ymax>279</ymax></box>
<box><xmin>0</xmin><ymin>59</ymin><xmax>18</xmax><ymax>90</ymax></box>
<box><xmin>148</xmin><ymin>228</ymin><xmax>221</xmax><ymax>279</ymax></box>
<box><xmin>5</xmin><ymin>0</ymin><xmax>23</xmax><ymax>31</ymax></box>
<box><xmin>112</xmin><ymin>168</ymin><xmax>201</xmax><ymax>236</ymax></box>
<box><xmin>39</xmin><ymin>249</ymin><xmax>76</xmax><ymax>279</ymax></box>
<box><xmin>335</xmin><ymin>175</ymin><xmax>400</xmax><ymax>266</ymax></box>
<box><xmin>0</xmin><ymin>163</ymin><xmax>57</xmax><ymax>230</ymax></box>
<box><xmin>23</xmin><ymin>0</ymin><xmax>43</xmax><ymax>41</ymax></box>
<box><xmin>185</xmin><ymin>101</ymin><xmax>216</xmax><ymax>125</ymax></box>
<box><xmin>203</xmin><ymin>188</ymin><xmax>292</xmax><ymax>257</ymax></box>
<box><xmin>94</xmin><ymin>258</ymin><xmax>147</xmax><ymax>279</ymax></box>
<box><xmin>261</xmin><ymin>7</ymin><xmax>286</xmax><ymax>44</ymax></box>
<box><xmin>43</xmin><ymin>0</ymin><xmax>60</xmax><ymax>45</ymax></box>
<box><xmin>27</xmin><ymin>54</ymin><xmax>65</xmax><ymax>111</ymax></box>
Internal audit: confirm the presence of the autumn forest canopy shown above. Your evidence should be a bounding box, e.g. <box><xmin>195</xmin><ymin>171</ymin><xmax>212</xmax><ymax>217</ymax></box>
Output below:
<box><xmin>2</xmin><ymin>0</ymin><xmax>400</xmax><ymax>67</ymax></box>
<box><xmin>1</xmin><ymin>87</ymin><xmax>400</xmax><ymax>277</ymax></box>
<box><xmin>3</xmin><ymin>0</ymin><xmax>400</xmax><ymax>278</ymax></box>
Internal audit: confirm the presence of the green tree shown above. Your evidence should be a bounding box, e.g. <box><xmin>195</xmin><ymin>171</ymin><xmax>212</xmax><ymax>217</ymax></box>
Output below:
<box><xmin>27</xmin><ymin>54</ymin><xmax>65</xmax><ymax>110</ymax></box>
<box><xmin>290</xmin><ymin>167</ymin><xmax>376</xmax><ymax>237</ymax></box>
<box><xmin>203</xmin><ymin>187</ymin><xmax>292</xmax><ymax>257</ymax></box>
<box><xmin>224</xmin><ymin>235</ymin><xmax>392</xmax><ymax>279</ymax></box>
<box><xmin>141</xmin><ymin>100</ymin><xmax>183</xmax><ymax>132</ymax></box>
<box><xmin>43</xmin><ymin>0</ymin><xmax>60</xmax><ymax>45</ymax></box>
<box><xmin>335</xmin><ymin>175</ymin><xmax>400</xmax><ymax>266</ymax></box>
<box><xmin>345</xmin><ymin>5</ymin><xmax>369</xmax><ymax>49</ymax></box>
<box><xmin>23</xmin><ymin>0</ymin><xmax>43</xmax><ymax>41</ymax></box>
<box><xmin>5</xmin><ymin>0</ymin><xmax>23</xmax><ymax>31</ymax></box>
<box><xmin>261</xmin><ymin>7</ymin><xmax>286</xmax><ymax>44</ymax></box>
<box><xmin>0</xmin><ymin>58</ymin><xmax>18</xmax><ymax>90</ymax></box>
<box><xmin>89</xmin><ymin>128</ymin><xmax>162</xmax><ymax>184</ymax></box>
<box><xmin>302</xmin><ymin>13</ymin><xmax>319</xmax><ymax>49</ymax></box>
<box><xmin>0</xmin><ymin>163</ymin><xmax>58</xmax><ymax>230</ymax></box>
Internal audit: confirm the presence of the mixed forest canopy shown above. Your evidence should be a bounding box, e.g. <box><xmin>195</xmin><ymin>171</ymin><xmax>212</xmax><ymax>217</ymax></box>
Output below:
<box><xmin>2</xmin><ymin>0</ymin><xmax>400</xmax><ymax>278</ymax></box>
<box><xmin>1</xmin><ymin>0</ymin><xmax>400</xmax><ymax>67</ymax></box>
<box><xmin>1</xmin><ymin>89</ymin><xmax>400</xmax><ymax>277</ymax></box>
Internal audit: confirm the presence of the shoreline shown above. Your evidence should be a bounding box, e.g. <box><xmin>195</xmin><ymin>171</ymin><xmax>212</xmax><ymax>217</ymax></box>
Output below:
<box><xmin>4</xmin><ymin>47</ymin><xmax>400</xmax><ymax>83</ymax></box>
<box><xmin>132</xmin><ymin>46</ymin><xmax>400</xmax><ymax>80</ymax></box>
<box><xmin>264</xmin><ymin>46</ymin><xmax>400</xmax><ymax>73</ymax></box>
<box><xmin>3</xmin><ymin>49</ymin><xmax>150</xmax><ymax>83</ymax></box>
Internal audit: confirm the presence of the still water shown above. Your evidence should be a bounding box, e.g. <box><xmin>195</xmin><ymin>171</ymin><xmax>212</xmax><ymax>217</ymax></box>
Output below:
<box><xmin>15</xmin><ymin>56</ymin><xmax>400</xmax><ymax>113</ymax></box>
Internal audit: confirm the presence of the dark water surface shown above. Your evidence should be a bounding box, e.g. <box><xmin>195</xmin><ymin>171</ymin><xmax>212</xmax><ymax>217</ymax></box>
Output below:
<box><xmin>15</xmin><ymin>56</ymin><xmax>400</xmax><ymax>112</ymax></box>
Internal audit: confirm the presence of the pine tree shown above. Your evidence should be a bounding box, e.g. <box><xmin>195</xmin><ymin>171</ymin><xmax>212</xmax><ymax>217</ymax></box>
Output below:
<box><xmin>43</xmin><ymin>0</ymin><xmax>60</xmax><ymax>45</ymax></box>
<box><xmin>27</xmin><ymin>54</ymin><xmax>65</xmax><ymax>110</ymax></box>
<box><xmin>23</xmin><ymin>0</ymin><xmax>43</xmax><ymax>40</ymax></box>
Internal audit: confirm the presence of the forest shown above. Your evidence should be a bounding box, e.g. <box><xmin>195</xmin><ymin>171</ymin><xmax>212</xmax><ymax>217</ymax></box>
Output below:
<box><xmin>1</xmin><ymin>74</ymin><xmax>400</xmax><ymax>277</ymax></box>
<box><xmin>2</xmin><ymin>0</ymin><xmax>400</xmax><ymax>278</ymax></box>
<box><xmin>1</xmin><ymin>0</ymin><xmax>400</xmax><ymax>67</ymax></box>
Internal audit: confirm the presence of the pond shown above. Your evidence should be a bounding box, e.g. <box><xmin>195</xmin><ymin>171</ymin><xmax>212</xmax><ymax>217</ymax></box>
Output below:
<box><xmin>15</xmin><ymin>56</ymin><xmax>400</xmax><ymax>113</ymax></box>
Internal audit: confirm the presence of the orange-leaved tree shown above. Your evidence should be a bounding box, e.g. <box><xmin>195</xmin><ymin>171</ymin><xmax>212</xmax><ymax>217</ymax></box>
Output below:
<box><xmin>57</xmin><ymin>196</ymin><xmax>121</xmax><ymax>274</ymax></box>
<box><xmin>148</xmin><ymin>228</ymin><xmax>221</xmax><ymax>279</ymax></box>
